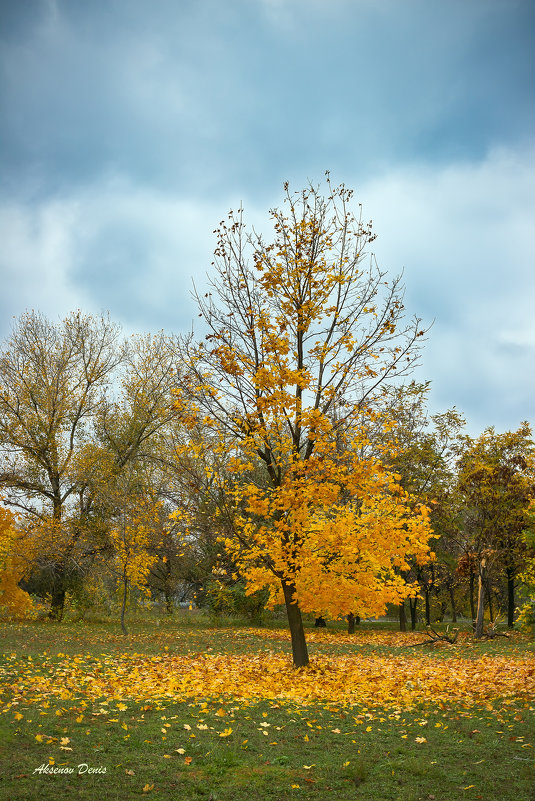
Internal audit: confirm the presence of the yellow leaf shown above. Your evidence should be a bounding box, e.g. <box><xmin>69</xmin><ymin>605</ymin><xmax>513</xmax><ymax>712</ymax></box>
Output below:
<box><xmin>219</xmin><ymin>727</ymin><xmax>232</xmax><ymax>737</ymax></box>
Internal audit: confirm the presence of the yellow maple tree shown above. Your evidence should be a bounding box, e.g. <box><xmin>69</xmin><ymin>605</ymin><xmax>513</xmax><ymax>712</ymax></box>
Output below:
<box><xmin>176</xmin><ymin>177</ymin><xmax>433</xmax><ymax>666</ymax></box>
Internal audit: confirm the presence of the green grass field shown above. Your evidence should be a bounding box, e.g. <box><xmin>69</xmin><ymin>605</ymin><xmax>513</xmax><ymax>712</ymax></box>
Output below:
<box><xmin>1</xmin><ymin>616</ymin><xmax>533</xmax><ymax>801</ymax></box>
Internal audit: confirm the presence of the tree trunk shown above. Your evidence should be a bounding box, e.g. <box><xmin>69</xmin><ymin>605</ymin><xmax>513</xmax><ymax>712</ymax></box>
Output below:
<box><xmin>48</xmin><ymin>586</ymin><xmax>66</xmax><ymax>621</ymax></box>
<box><xmin>48</xmin><ymin>561</ymin><xmax>66</xmax><ymax>621</ymax></box>
<box><xmin>120</xmin><ymin>573</ymin><xmax>128</xmax><ymax>635</ymax></box>
<box><xmin>164</xmin><ymin>560</ymin><xmax>173</xmax><ymax>614</ymax></box>
<box><xmin>475</xmin><ymin>558</ymin><xmax>486</xmax><ymax>639</ymax></box>
<box><xmin>282</xmin><ymin>580</ymin><xmax>309</xmax><ymax>667</ymax></box>
<box><xmin>506</xmin><ymin>566</ymin><xmax>515</xmax><ymax>628</ymax></box>
<box><xmin>347</xmin><ymin>612</ymin><xmax>355</xmax><ymax>634</ymax></box>
<box><xmin>424</xmin><ymin>589</ymin><xmax>430</xmax><ymax>626</ymax></box>
<box><xmin>409</xmin><ymin>597</ymin><xmax>418</xmax><ymax>630</ymax></box>
<box><xmin>449</xmin><ymin>585</ymin><xmax>457</xmax><ymax>623</ymax></box>
<box><xmin>469</xmin><ymin>569</ymin><xmax>476</xmax><ymax>630</ymax></box>
<box><xmin>486</xmin><ymin>575</ymin><xmax>494</xmax><ymax>623</ymax></box>
<box><xmin>165</xmin><ymin>589</ymin><xmax>173</xmax><ymax>615</ymax></box>
<box><xmin>399</xmin><ymin>601</ymin><xmax>407</xmax><ymax>632</ymax></box>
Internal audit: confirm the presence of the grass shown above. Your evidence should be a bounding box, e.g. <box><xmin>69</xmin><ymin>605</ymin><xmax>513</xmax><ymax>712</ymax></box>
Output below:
<box><xmin>1</xmin><ymin>615</ymin><xmax>534</xmax><ymax>801</ymax></box>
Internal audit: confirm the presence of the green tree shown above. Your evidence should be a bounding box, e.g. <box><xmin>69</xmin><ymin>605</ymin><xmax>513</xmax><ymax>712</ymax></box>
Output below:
<box><xmin>368</xmin><ymin>382</ymin><xmax>466</xmax><ymax>628</ymax></box>
<box><xmin>456</xmin><ymin>422</ymin><xmax>535</xmax><ymax>631</ymax></box>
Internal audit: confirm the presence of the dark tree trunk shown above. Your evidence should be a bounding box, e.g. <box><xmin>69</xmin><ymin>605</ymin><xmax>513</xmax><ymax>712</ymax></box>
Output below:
<box><xmin>399</xmin><ymin>602</ymin><xmax>407</xmax><ymax>632</ymax></box>
<box><xmin>164</xmin><ymin>560</ymin><xmax>173</xmax><ymax>614</ymax></box>
<box><xmin>506</xmin><ymin>566</ymin><xmax>515</xmax><ymax>628</ymax></box>
<box><xmin>449</xmin><ymin>585</ymin><xmax>457</xmax><ymax>623</ymax></box>
<box><xmin>424</xmin><ymin>589</ymin><xmax>431</xmax><ymax>626</ymax></box>
<box><xmin>347</xmin><ymin>613</ymin><xmax>360</xmax><ymax>632</ymax></box>
<box><xmin>475</xmin><ymin>558</ymin><xmax>486</xmax><ymax>639</ymax></box>
<box><xmin>48</xmin><ymin>586</ymin><xmax>66</xmax><ymax>621</ymax></box>
<box><xmin>409</xmin><ymin>597</ymin><xmax>418</xmax><ymax>630</ymax></box>
<box><xmin>120</xmin><ymin>573</ymin><xmax>128</xmax><ymax>635</ymax></box>
<box><xmin>486</xmin><ymin>575</ymin><xmax>494</xmax><ymax>623</ymax></box>
<box><xmin>469</xmin><ymin>569</ymin><xmax>476</xmax><ymax>630</ymax></box>
<box><xmin>165</xmin><ymin>590</ymin><xmax>173</xmax><ymax>615</ymax></box>
<box><xmin>282</xmin><ymin>580</ymin><xmax>309</xmax><ymax>667</ymax></box>
<box><xmin>48</xmin><ymin>562</ymin><xmax>66</xmax><ymax>621</ymax></box>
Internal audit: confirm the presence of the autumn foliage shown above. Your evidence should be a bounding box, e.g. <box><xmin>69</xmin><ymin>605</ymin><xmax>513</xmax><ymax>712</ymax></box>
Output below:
<box><xmin>0</xmin><ymin>504</ymin><xmax>34</xmax><ymax>617</ymax></box>
<box><xmin>176</xmin><ymin>178</ymin><xmax>433</xmax><ymax>664</ymax></box>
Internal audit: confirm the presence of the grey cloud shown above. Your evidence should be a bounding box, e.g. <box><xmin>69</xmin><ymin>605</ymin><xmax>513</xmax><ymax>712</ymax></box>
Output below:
<box><xmin>1</xmin><ymin>0</ymin><xmax>533</xmax><ymax>201</ymax></box>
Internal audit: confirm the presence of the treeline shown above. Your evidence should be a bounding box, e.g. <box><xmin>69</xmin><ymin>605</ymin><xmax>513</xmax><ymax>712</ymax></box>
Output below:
<box><xmin>1</xmin><ymin>179</ymin><xmax>534</xmax><ymax>661</ymax></box>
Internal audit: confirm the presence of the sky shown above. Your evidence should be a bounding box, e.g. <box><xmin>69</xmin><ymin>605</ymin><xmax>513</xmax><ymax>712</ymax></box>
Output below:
<box><xmin>1</xmin><ymin>0</ymin><xmax>534</xmax><ymax>435</ymax></box>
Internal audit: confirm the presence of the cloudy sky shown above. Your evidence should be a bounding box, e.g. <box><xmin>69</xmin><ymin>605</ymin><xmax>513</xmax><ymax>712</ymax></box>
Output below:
<box><xmin>1</xmin><ymin>0</ymin><xmax>534</xmax><ymax>434</ymax></box>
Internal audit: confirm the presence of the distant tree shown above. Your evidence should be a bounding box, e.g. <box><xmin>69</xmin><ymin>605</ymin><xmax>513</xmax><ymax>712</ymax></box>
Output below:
<box><xmin>456</xmin><ymin>423</ymin><xmax>535</xmax><ymax>632</ymax></box>
<box><xmin>0</xmin><ymin>311</ymin><xmax>123</xmax><ymax>618</ymax></box>
<box><xmin>108</xmin><ymin>474</ymin><xmax>160</xmax><ymax>635</ymax></box>
<box><xmin>369</xmin><ymin>382</ymin><xmax>466</xmax><ymax>629</ymax></box>
<box><xmin>516</xmin><ymin>501</ymin><xmax>535</xmax><ymax>630</ymax></box>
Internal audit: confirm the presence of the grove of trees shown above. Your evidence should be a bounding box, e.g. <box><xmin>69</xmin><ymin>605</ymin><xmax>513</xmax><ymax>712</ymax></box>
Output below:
<box><xmin>1</xmin><ymin>178</ymin><xmax>534</xmax><ymax>663</ymax></box>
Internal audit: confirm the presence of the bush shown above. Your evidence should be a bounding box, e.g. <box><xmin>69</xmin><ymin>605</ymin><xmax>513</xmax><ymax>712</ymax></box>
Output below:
<box><xmin>203</xmin><ymin>578</ymin><xmax>268</xmax><ymax>624</ymax></box>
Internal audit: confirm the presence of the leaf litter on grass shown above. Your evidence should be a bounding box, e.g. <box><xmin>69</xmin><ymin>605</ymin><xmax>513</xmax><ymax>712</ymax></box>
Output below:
<box><xmin>1</xmin><ymin>649</ymin><xmax>534</xmax><ymax>714</ymax></box>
